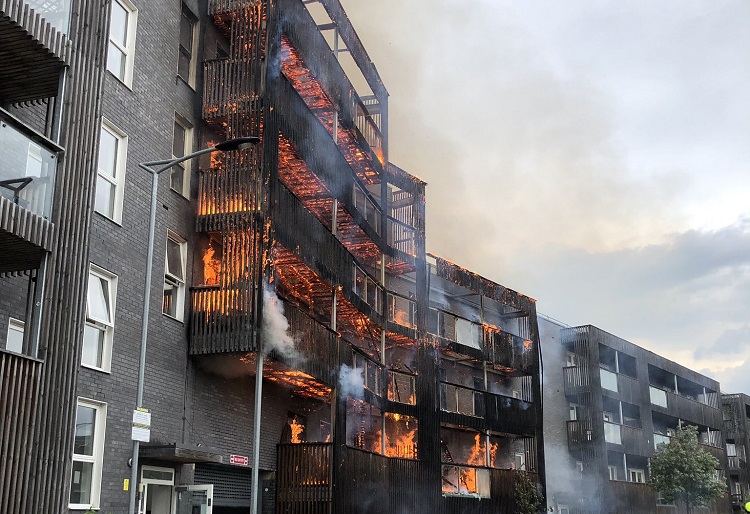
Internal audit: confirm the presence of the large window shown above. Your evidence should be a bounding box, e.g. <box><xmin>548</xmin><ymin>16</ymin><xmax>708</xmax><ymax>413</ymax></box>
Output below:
<box><xmin>69</xmin><ymin>399</ymin><xmax>107</xmax><ymax>509</ymax></box>
<box><xmin>170</xmin><ymin>115</ymin><xmax>192</xmax><ymax>197</ymax></box>
<box><xmin>82</xmin><ymin>265</ymin><xmax>117</xmax><ymax>371</ymax></box>
<box><xmin>163</xmin><ymin>232</ymin><xmax>186</xmax><ymax>320</ymax></box>
<box><xmin>95</xmin><ymin>121</ymin><xmax>127</xmax><ymax>223</ymax></box>
<box><xmin>178</xmin><ymin>4</ymin><xmax>198</xmax><ymax>87</ymax></box>
<box><xmin>107</xmin><ymin>0</ymin><xmax>137</xmax><ymax>86</ymax></box>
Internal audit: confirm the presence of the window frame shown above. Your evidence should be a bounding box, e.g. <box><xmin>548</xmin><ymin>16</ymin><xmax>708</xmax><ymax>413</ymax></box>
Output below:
<box><xmin>177</xmin><ymin>3</ymin><xmax>199</xmax><ymax>88</ymax></box>
<box><xmin>95</xmin><ymin>119</ymin><xmax>128</xmax><ymax>224</ymax></box>
<box><xmin>629</xmin><ymin>468</ymin><xmax>645</xmax><ymax>483</ymax></box>
<box><xmin>170</xmin><ymin>114</ymin><xmax>193</xmax><ymax>198</ymax></box>
<box><xmin>163</xmin><ymin>231</ymin><xmax>187</xmax><ymax>321</ymax></box>
<box><xmin>82</xmin><ymin>264</ymin><xmax>117</xmax><ymax>373</ymax></box>
<box><xmin>69</xmin><ymin>398</ymin><xmax>107</xmax><ymax>510</ymax></box>
<box><xmin>107</xmin><ymin>0</ymin><xmax>138</xmax><ymax>87</ymax></box>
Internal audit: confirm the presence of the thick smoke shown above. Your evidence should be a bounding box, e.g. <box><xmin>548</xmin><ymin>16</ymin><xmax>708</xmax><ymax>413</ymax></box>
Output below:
<box><xmin>338</xmin><ymin>364</ymin><xmax>365</xmax><ymax>399</ymax></box>
<box><xmin>262</xmin><ymin>284</ymin><xmax>302</xmax><ymax>364</ymax></box>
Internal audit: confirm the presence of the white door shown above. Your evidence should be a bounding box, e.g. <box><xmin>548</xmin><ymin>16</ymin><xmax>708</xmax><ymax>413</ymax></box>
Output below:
<box><xmin>175</xmin><ymin>485</ymin><xmax>213</xmax><ymax>514</ymax></box>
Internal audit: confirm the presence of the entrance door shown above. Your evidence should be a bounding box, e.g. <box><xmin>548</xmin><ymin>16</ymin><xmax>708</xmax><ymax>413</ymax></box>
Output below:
<box><xmin>139</xmin><ymin>466</ymin><xmax>175</xmax><ymax>514</ymax></box>
<box><xmin>175</xmin><ymin>485</ymin><xmax>213</xmax><ymax>514</ymax></box>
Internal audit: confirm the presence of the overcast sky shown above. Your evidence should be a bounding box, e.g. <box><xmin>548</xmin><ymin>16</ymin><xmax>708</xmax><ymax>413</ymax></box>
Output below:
<box><xmin>338</xmin><ymin>0</ymin><xmax>750</xmax><ymax>393</ymax></box>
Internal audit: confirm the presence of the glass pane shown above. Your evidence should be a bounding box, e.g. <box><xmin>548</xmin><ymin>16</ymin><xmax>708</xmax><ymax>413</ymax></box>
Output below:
<box><xmin>94</xmin><ymin>176</ymin><xmax>115</xmax><ymax>217</ymax></box>
<box><xmin>82</xmin><ymin>324</ymin><xmax>104</xmax><ymax>368</ymax></box>
<box><xmin>650</xmin><ymin>386</ymin><xmax>668</xmax><ymax>408</ymax></box>
<box><xmin>98</xmin><ymin>128</ymin><xmax>118</xmax><ymax>179</ymax></box>
<box><xmin>178</xmin><ymin>52</ymin><xmax>191</xmax><ymax>80</ymax></box>
<box><xmin>172</xmin><ymin>122</ymin><xmax>186</xmax><ymax>158</ymax></box>
<box><xmin>180</xmin><ymin>12</ymin><xmax>193</xmax><ymax>52</ymax></box>
<box><xmin>170</xmin><ymin>166</ymin><xmax>185</xmax><ymax>193</ymax></box>
<box><xmin>87</xmin><ymin>274</ymin><xmax>110</xmax><ymax>323</ymax></box>
<box><xmin>166</xmin><ymin>238</ymin><xmax>183</xmax><ymax>280</ymax></box>
<box><xmin>107</xmin><ymin>44</ymin><xmax>126</xmax><ymax>79</ymax></box>
<box><xmin>163</xmin><ymin>280</ymin><xmax>177</xmax><ymax>317</ymax></box>
<box><xmin>604</xmin><ymin>422</ymin><xmax>621</xmax><ymax>444</ymax></box>
<box><xmin>6</xmin><ymin>323</ymin><xmax>24</xmax><ymax>353</ymax></box>
<box><xmin>74</xmin><ymin>405</ymin><xmax>96</xmax><ymax>456</ymax></box>
<box><xmin>109</xmin><ymin>1</ymin><xmax>128</xmax><ymax>46</ymax></box>
<box><xmin>69</xmin><ymin>460</ymin><xmax>94</xmax><ymax>505</ymax></box>
<box><xmin>455</xmin><ymin>318</ymin><xmax>481</xmax><ymax>350</ymax></box>
<box><xmin>600</xmin><ymin>368</ymin><xmax>619</xmax><ymax>392</ymax></box>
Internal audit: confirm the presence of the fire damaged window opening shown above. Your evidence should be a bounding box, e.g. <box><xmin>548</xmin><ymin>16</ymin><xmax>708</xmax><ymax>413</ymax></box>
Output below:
<box><xmin>344</xmin><ymin>398</ymin><xmax>419</xmax><ymax>460</ymax></box>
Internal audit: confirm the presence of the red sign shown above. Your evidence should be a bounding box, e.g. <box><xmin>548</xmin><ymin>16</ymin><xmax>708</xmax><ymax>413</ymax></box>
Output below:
<box><xmin>230</xmin><ymin>454</ymin><xmax>249</xmax><ymax>466</ymax></box>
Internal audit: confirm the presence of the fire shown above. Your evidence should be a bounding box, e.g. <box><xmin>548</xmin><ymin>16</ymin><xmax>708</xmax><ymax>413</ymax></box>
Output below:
<box><xmin>384</xmin><ymin>413</ymin><xmax>418</xmax><ymax>459</ymax></box>
<box><xmin>290</xmin><ymin>418</ymin><xmax>304</xmax><ymax>444</ymax></box>
<box><xmin>467</xmin><ymin>433</ymin><xmax>485</xmax><ymax>466</ymax></box>
<box><xmin>202</xmin><ymin>246</ymin><xmax>221</xmax><ymax>286</ymax></box>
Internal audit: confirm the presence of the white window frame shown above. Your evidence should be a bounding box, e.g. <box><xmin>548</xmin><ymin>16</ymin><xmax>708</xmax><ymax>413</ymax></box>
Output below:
<box><xmin>163</xmin><ymin>231</ymin><xmax>187</xmax><ymax>321</ymax></box>
<box><xmin>107</xmin><ymin>0</ymin><xmax>138</xmax><ymax>87</ymax></box>
<box><xmin>6</xmin><ymin>317</ymin><xmax>25</xmax><ymax>354</ymax></box>
<box><xmin>170</xmin><ymin>114</ymin><xmax>193</xmax><ymax>198</ymax></box>
<box><xmin>177</xmin><ymin>3</ymin><xmax>199</xmax><ymax>88</ymax></box>
<box><xmin>82</xmin><ymin>264</ymin><xmax>117</xmax><ymax>373</ymax></box>
<box><xmin>95</xmin><ymin>119</ymin><xmax>128</xmax><ymax>224</ymax></box>
<box><xmin>629</xmin><ymin>468</ymin><xmax>645</xmax><ymax>483</ymax></box>
<box><xmin>608</xmin><ymin>465</ymin><xmax>618</xmax><ymax>481</ymax></box>
<box><xmin>69</xmin><ymin>398</ymin><xmax>107</xmax><ymax>510</ymax></box>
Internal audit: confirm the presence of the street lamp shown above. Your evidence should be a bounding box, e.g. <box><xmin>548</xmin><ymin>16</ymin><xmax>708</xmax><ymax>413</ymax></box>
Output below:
<box><xmin>128</xmin><ymin>136</ymin><xmax>260</xmax><ymax>514</ymax></box>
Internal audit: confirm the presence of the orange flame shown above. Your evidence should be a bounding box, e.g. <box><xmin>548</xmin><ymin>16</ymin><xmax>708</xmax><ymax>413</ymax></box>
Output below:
<box><xmin>290</xmin><ymin>418</ymin><xmax>304</xmax><ymax>444</ymax></box>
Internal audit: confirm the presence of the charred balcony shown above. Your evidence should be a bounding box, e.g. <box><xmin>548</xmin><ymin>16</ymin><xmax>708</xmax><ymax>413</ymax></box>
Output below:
<box><xmin>0</xmin><ymin>0</ymin><xmax>69</xmax><ymax>104</ymax></box>
<box><xmin>0</xmin><ymin>108</ymin><xmax>60</xmax><ymax>273</ymax></box>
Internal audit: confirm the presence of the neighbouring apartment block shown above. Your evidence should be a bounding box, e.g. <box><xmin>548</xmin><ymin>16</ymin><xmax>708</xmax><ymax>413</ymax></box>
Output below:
<box><xmin>539</xmin><ymin>318</ymin><xmax>731</xmax><ymax>514</ymax></box>
<box><xmin>0</xmin><ymin>1</ymin><xmax>544</xmax><ymax>513</ymax></box>
<box><xmin>723</xmin><ymin>393</ymin><xmax>750</xmax><ymax>512</ymax></box>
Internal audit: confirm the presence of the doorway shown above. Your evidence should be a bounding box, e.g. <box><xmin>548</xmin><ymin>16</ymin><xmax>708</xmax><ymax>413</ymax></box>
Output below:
<box><xmin>139</xmin><ymin>466</ymin><xmax>175</xmax><ymax>514</ymax></box>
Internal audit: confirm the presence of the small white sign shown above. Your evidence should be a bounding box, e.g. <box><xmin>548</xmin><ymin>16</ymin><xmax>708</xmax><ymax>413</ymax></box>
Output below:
<box><xmin>132</xmin><ymin>408</ymin><xmax>151</xmax><ymax>442</ymax></box>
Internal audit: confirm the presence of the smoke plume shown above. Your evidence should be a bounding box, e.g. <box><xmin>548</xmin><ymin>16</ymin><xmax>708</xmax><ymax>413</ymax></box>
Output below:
<box><xmin>262</xmin><ymin>284</ymin><xmax>302</xmax><ymax>364</ymax></box>
<box><xmin>338</xmin><ymin>364</ymin><xmax>365</xmax><ymax>399</ymax></box>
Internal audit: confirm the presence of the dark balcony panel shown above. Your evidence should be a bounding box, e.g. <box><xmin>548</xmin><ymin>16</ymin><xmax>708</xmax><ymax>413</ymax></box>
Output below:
<box><xmin>607</xmin><ymin>481</ymin><xmax>656</xmax><ymax>514</ymax></box>
<box><xmin>280</xmin><ymin>301</ymin><xmax>339</xmax><ymax>387</ymax></box>
<box><xmin>485</xmin><ymin>329</ymin><xmax>536</xmax><ymax>373</ymax></box>
<box><xmin>276</xmin><ymin>443</ymin><xmax>332</xmax><ymax>514</ymax></box>
<box><xmin>0</xmin><ymin>0</ymin><xmax>70</xmax><ymax>104</ymax></box>
<box><xmin>619</xmin><ymin>424</ymin><xmax>650</xmax><ymax>457</ymax></box>
<box><xmin>567</xmin><ymin>420</ymin><xmax>594</xmax><ymax>451</ymax></box>
<box><xmin>189</xmin><ymin>285</ymin><xmax>256</xmax><ymax>355</ymax></box>
<box><xmin>484</xmin><ymin>392</ymin><xmax>536</xmax><ymax>437</ymax></box>
<box><xmin>563</xmin><ymin>366</ymin><xmax>590</xmax><ymax>397</ymax></box>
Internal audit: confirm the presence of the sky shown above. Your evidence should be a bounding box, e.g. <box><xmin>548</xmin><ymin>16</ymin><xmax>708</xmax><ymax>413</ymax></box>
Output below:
<box><xmin>337</xmin><ymin>0</ymin><xmax>750</xmax><ymax>393</ymax></box>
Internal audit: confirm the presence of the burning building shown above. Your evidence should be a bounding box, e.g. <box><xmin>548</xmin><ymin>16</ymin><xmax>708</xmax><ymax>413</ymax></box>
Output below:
<box><xmin>0</xmin><ymin>0</ymin><xmax>543</xmax><ymax>512</ymax></box>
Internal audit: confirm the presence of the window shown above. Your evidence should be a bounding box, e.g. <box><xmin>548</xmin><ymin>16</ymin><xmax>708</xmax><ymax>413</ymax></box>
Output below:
<box><xmin>163</xmin><ymin>232</ymin><xmax>186</xmax><ymax>320</ymax></box>
<box><xmin>566</xmin><ymin>352</ymin><xmax>577</xmax><ymax>367</ymax></box>
<box><xmin>107</xmin><ymin>0</ymin><xmax>137</xmax><ymax>85</ymax></box>
<box><xmin>576</xmin><ymin>461</ymin><xmax>584</xmax><ymax>474</ymax></box>
<box><xmin>629</xmin><ymin>469</ymin><xmax>645</xmax><ymax>483</ymax></box>
<box><xmin>727</xmin><ymin>442</ymin><xmax>737</xmax><ymax>457</ymax></box>
<box><xmin>514</xmin><ymin>452</ymin><xmax>526</xmax><ymax>471</ymax></box>
<box><xmin>171</xmin><ymin>115</ymin><xmax>192</xmax><ymax>196</ymax></box>
<box><xmin>600</xmin><ymin>368</ymin><xmax>619</xmax><ymax>392</ymax></box>
<box><xmin>608</xmin><ymin>465</ymin><xmax>618</xmax><ymax>481</ymax></box>
<box><xmin>69</xmin><ymin>399</ymin><xmax>107</xmax><ymax>509</ymax></box>
<box><xmin>82</xmin><ymin>265</ymin><xmax>116</xmax><ymax>372</ymax></box>
<box><xmin>5</xmin><ymin>318</ymin><xmax>24</xmax><ymax>354</ymax></box>
<box><xmin>178</xmin><ymin>4</ymin><xmax>198</xmax><ymax>87</ymax></box>
<box><xmin>95</xmin><ymin>120</ymin><xmax>127</xmax><ymax>223</ymax></box>
<box><xmin>569</xmin><ymin>404</ymin><xmax>580</xmax><ymax>421</ymax></box>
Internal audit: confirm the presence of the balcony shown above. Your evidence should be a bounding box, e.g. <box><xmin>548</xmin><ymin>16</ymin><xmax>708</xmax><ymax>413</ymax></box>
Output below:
<box><xmin>727</xmin><ymin>456</ymin><xmax>747</xmax><ymax>470</ymax></box>
<box><xmin>189</xmin><ymin>285</ymin><xmax>255</xmax><ymax>354</ymax></box>
<box><xmin>440</xmin><ymin>382</ymin><xmax>484</xmax><ymax>418</ymax></box>
<box><xmin>0</xmin><ymin>109</ymin><xmax>60</xmax><ymax>272</ymax></box>
<box><xmin>567</xmin><ymin>420</ymin><xmax>593</xmax><ymax>451</ymax></box>
<box><xmin>276</xmin><ymin>443</ymin><xmax>332</xmax><ymax>512</ymax></box>
<box><xmin>0</xmin><ymin>0</ymin><xmax>70</xmax><ymax>103</ymax></box>
<box><xmin>563</xmin><ymin>366</ymin><xmax>590</xmax><ymax>397</ymax></box>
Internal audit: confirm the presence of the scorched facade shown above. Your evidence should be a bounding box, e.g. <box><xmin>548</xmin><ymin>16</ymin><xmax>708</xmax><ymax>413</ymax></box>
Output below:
<box><xmin>0</xmin><ymin>0</ymin><xmax>545</xmax><ymax>513</ymax></box>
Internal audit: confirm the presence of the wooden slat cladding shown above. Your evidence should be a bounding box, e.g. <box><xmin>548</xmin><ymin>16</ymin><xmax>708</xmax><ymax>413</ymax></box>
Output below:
<box><xmin>281</xmin><ymin>300</ymin><xmax>339</xmax><ymax>386</ymax></box>
<box><xmin>0</xmin><ymin>0</ymin><xmax>69</xmax><ymax>104</ymax></box>
<box><xmin>0</xmin><ymin>353</ymin><xmax>40</xmax><ymax>514</ymax></box>
<box><xmin>276</xmin><ymin>443</ymin><xmax>332</xmax><ymax>513</ymax></box>
<box><xmin>0</xmin><ymin>196</ymin><xmax>55</xmax><ymax>272</ymax></box>
<box><xmin>17</xmin><ymin>0</ymin><xmax>110</xmax><ymax>511</ymax></box>
<box><xmin>484</xmin><ymin>328</ymin><xmax>536</xmax><ymax>373</ymax></box>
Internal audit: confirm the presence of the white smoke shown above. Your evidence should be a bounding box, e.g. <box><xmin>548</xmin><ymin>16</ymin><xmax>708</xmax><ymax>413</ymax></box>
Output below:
<box><xmin>338</xmin><ymin>364</ymin><xmax>365</xmax><ymax>399</ymax></box>
<box><xmin>261</xmin><ymin>284</ymin><xmax>301</xmax><ymax>364</ymax></box>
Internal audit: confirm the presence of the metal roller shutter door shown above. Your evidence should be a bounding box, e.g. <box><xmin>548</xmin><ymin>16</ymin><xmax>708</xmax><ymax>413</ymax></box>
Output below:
<box><xmin>194</xmin><ymin>464</ymin><xmax>253</xmax><ymax>507</ymax></box>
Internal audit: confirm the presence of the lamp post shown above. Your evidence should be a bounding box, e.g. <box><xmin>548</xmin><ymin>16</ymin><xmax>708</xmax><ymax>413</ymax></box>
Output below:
<box><xmin>128</xmin><ymin>136</ymin><xmax>260</xmax><ymax>514</ymax></box>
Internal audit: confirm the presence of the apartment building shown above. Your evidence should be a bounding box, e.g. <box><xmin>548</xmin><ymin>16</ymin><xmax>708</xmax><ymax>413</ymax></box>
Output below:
<box><xmin>540</xmin><ymin>318</ymin><xmax>730</xmax><ymax>514</ymax></box>
<box><xmin>1</xmin><ymin>0</ymin><xmax>545</xmax><ymax>512</ymax></box>
<box><xmin>723</xmin><ymin>393</ymin><xmax>750</xmax><ymax>511</ymax></box>
<box><xmin>0</xmin><ymin>0</ymin><xmax>109</xmax><ymax>512</ymax></box>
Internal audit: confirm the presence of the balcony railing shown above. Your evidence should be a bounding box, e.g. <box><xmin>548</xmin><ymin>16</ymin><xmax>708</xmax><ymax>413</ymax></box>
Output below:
<box><xmin>387</xmin><ymin>217</ymin><xmax>416</xmax><ymax>257</ymax></box>
<box><xmin>352</xmin><ymin>181</ymin><xmax>382</xmax><ymax>235</ymax></box>
<box><xmin>353</xmin><ymin>265</ymin><xmax>382</xmax><ymax>315</ymax></box>
<box><xmin>427</xmin><ymin>309</ymin><xmax>482</xmax><ymax>350</ymax></box>
<box><xmin>567</xmin><ymin>420</ymin><xmax>593</xmax><ymax>450</ymax></box>
<box><xmin>563</xmin><ymin>366</ymin><xmax>590</xmax><ymax>396</ymax></box>
<box><xmin>189</xmin><ymin>285</ymin><xmax>255</xmax><ymax>354</ymax></box>
<box><xmin>728</xmin><ymin>456</ymin><xmax>747</xmax><ymax>470</ymax></box>
<box><xmin>276</xmin><ymin>443</ymin><xmax>332</xmax><ymax>510</ymax></box>
<box><xmin>23</xmin><ymin>0</ymin><xmax>72</xmax><ymax>35</ymax></box>
<box><xmin>353</xmin><ymin>98</ymin><xmax>383</xmax><ymax>164</ymax></box>
<box><xmin>649</xmin><ymin>386</ymin><xmax>668</xmax><ymax>408</ymax></box>
<box><xmin>0</xmin><ymin>109</ymin><xmax>60</xmax><ymax>220</ymax></box>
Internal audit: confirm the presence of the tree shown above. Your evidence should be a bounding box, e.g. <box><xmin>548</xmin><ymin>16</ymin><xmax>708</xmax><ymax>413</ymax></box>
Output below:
<box><xmin>514</xmin><ymin>471</ymin><xmax>543</xmax><ymax>514</ymax></box>
<box><xmin>648</xmin><ymin>425</ymin><xmax>726</xmax><ymax>514</ymax></box>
